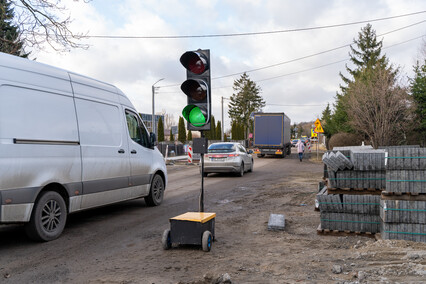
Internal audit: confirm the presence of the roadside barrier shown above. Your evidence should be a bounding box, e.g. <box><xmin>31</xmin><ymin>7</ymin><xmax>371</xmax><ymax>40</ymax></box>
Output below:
<box><xmin>188</xmin><ymin>146</ymin><xmax>193</xmax><ymax>164</ymax></box>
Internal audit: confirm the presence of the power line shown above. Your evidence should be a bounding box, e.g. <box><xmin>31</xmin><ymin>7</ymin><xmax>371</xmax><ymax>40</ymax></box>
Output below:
<box><xmin>160</xmin><ymin>20</ymin><xmax>426</xmax><ymax>89</ymax></box>
<box><xmin>85</xmin><ymin>11</ymin><xmax>425</xmax><ymax>39</ymax></box>
<box><xmin>158</xmin><ymin>33</ymin><xmax>425</xmax><ymax>92</ymax></box>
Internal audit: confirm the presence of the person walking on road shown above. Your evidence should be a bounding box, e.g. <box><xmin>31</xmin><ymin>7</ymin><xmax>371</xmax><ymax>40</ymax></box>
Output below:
<box><xmin>296</xmin><ymin>140</ymin><xmax>305</xmax><ymax>162</ymax></box>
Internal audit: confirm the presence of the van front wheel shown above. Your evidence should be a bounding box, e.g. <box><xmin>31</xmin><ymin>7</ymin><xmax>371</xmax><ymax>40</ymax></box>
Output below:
<box><xmin>25</xmin><ymin>191</ymin><xmax>67</xmax><ymax>242</ymax></box>
<box><xmin>145</xmin><ymin>174</ymin><xmax>164</xmax><ymax>206</ymax></box>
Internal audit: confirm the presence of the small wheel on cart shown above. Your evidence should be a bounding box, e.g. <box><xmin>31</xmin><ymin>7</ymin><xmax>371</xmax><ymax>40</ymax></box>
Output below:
<box><xmin>162</xmin><ymin>229</ymin><xmax>172</xmax><ymax>250</ymax></box>
<box><xmin>202</xmin><ymin>230</ymin><xmax>213</xmax><ymax>252</ymax></box>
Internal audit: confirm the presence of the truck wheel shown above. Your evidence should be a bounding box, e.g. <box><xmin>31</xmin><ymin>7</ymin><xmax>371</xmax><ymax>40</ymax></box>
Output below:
<box><xmin>238</xmin><ymin>163</ymin><xmax>244</xmax><ymax>177</ymax></box>
<box><xmin>145</xmin><ymin>174</ymin><xmax>164</xmax><ymax>206</ymax></box>
<box><xmin>25</xmin><ymin>191</ymin><xmax>67</xmax><ymax>242</ymax></box>
<box><xmin>202</xmin><ymin>231</ymin><xmax>213</xmax><ymax>252</ymax></box>
<box><xmin>162</xmin><ymin>229</ymin><xmax>172</xmax><ymax>250</ymax></box>
<box><xmin>286</xmin><ymin>146</ymin><xmax>291</xmax><ymax>155</ymax></box>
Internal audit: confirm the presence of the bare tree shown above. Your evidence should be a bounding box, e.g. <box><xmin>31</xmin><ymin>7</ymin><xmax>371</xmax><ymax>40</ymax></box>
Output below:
<box><xmin>345</xmin><ymin>66</ymin><xmax>413</xmax><ymax>148</ymax></box>
<box><xmin>161</xmin><ymin>110</ymin><xmax>175</xmax><ymax>130</ymax></box>
<box><xmin>11</xmin><ymin>0</ymin><xmax>89</xmax><ymax>52</ymax></box>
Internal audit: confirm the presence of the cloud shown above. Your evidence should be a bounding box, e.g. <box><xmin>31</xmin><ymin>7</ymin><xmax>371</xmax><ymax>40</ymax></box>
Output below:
<box><xmin>33</xmin><ymin>0</ymin><xmax>426</xmax><ymax>129</ymax></box>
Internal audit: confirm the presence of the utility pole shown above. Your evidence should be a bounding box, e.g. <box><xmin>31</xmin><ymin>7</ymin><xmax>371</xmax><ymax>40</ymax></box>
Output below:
<box><xmin>152</xmin><ymin>78</ymin><xmax>164</xmax><ymax>135</ymax></box>
<box><xmin>221</xmin><ymin>96</ymin><xmax>224</xmax><ymax>141</ymax></box>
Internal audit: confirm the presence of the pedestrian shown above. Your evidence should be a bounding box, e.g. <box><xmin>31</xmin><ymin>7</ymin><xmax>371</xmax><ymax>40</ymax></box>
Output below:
<box><xmin>296</xmin><ymin>139</ymin><xmax>305</xmax><ymax>162</ymax></box>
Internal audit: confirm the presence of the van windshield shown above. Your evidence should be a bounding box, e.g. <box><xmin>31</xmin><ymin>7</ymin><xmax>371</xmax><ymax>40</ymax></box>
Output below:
<box><xmin>208</xmin><ymin>144</ymin><xmax>235</xmax><ymax>153</ymax></box>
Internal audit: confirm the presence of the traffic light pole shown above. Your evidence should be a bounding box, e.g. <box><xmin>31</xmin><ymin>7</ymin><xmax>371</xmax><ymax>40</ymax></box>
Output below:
<box><xmin>199</xmin><ymin>132</ymin><xmax>205</xmax><ymax>212</ymax></box>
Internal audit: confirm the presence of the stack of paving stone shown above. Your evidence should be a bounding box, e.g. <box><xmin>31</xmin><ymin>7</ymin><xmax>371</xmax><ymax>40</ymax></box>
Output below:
<box><xmin>381</xmin><ymin>147</ymin><xmax>426</xmax><ymax>242</ymax></box>
<box><xmin>324</xmin><ymin>146</ymin><xmax>386</xmax><ymax>189</ymax></box>
<box><xmin>317</xmin><ymin>188</ymin><xmax>381</xmax><ymax>233</ymax></box>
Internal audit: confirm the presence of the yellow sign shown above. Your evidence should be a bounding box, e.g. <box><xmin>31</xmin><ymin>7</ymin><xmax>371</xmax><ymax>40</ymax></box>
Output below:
<box><xmin>314</xmin><ymin>119</ymin><xmax>321</xmax><ymax>127</ymax></box>
<box><xmin>311</xmin><ymin>129</ymin><xmax>317</xmax><ymax>137</ymax></box>
<box><xmin>314</xmin><ymin>124</ymin><xmax>324</xmax><ymax>133</ymax></box>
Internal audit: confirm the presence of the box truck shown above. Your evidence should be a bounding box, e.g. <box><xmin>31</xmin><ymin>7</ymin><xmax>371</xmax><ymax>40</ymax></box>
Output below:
<box><xmin>0</xmin><ymin>52</ymin><xmax>167</xmax><ymax>241</ymax></box>
<box><xmin>253</xmin><ymin>112</ymin><xmax>291</xmax><ymax>158</ymax></box>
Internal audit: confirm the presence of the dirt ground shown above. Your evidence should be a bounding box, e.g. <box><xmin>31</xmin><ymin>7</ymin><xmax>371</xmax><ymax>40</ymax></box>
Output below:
<box><xmin>1</xmin><ymin>150</ymin><xmax>425</xmax><ymax>284</ymax></box>
<box><xmin>165</xmin><ymin>155</ymin><xmax>426</xmax><ymax>284</ymax></box>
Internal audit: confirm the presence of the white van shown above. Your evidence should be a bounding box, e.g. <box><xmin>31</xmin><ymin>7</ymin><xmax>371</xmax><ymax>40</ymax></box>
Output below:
<box><xmin>0</xmin><ymin>52</ymin><xmax>167</xmax><ymax>241</ymax></box>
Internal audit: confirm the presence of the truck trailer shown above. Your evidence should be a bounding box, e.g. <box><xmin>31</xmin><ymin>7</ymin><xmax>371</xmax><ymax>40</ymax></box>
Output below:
<box><xmin>253</xmin><ymin>112</ymin><xmax>291</xmax><ymax>158</ymax></box>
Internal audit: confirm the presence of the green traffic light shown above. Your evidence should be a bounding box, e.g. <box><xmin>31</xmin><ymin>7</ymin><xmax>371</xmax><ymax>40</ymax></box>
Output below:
<box><xmin>182</xmin><ymin>105</ymin><xmax>206</xmax><ymax>127</ymax></box>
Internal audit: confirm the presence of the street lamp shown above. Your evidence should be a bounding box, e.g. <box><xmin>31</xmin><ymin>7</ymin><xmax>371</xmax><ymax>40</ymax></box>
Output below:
<box><xmin>152</xmin><ymin>78</ymin><xmax>164</xmax><ymax>135</ymax></box>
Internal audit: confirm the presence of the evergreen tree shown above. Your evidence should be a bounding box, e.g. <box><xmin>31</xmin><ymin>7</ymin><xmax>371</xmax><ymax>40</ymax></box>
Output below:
<box><xmin>209</xmin><ymin>116</ymin><xmax>216</xmax><ymax>140</ymax></box>
<box><xmin>410</xmin><ymin>59</ymin><xmax>426</xmax><ymax>146</ymax></box>
<box><xmin>216</xmin><ymin>121</ymin><xmax>222</xmax><ymax>141</ymax></box>
<box><xmin>0</xmin><ymin>0</ymin><xmax>28</xmax><ymax>57</ymax></box>
<box><xmin>321</xmin><ymin>103</ymin><xmax>333</xmax><ymax>139</ymax></box>
<box><xmin>187</xmin><ymin>130</ymin><xmax>192</xmax><ymax>141</ymax></box>
<box><xmin>231</xmin><ymin>120</ymin><xmax>237</xmax><ymax>140</ymax></box>
<box><xmin>169</xmin><ymin>129</ymin><xmax>174</xmax><ymax>142</ymax></box>
<box><xmin>157</xmin><ymin>117</ymin><xmax>164</xmax><ymax>142</ymax></box>
<box><xmin>228</xmin><ymin>73</ymin><xmax>265</xmax><ymax>139</ymax></box>
<box><xmin>329</xmin><ymin>24</ymin><xmax>393</xmax><ymax>135</ymax></box>
<box><xmin>177</xmin><ymin>116</ymin><xmax>186</xmax><ymax>143</ymax></box>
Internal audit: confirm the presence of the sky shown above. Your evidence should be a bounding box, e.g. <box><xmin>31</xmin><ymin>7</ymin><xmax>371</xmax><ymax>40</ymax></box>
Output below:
<box><xmin>33</xmin><ymin>0</ymin><xmax>426</xmax><ymax>131</ymax></box>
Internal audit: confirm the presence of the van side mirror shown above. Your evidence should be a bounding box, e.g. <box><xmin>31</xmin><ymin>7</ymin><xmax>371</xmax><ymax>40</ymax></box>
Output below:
<box><xmin>150</xmin><ymin>132</ymin><xmax>156</xmax><ymax>148</ymax></box>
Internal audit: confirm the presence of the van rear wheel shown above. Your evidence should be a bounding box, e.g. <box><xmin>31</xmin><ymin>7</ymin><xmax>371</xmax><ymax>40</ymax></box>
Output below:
<box><xmin>145</xmin><ymin>174</ymin><xmax>164</xmax><ymax>206</ymax></box>
<box><xmin>25</xmin><ymin>191</ymin><xmax>67</xmax><ymax>242</ymax></box>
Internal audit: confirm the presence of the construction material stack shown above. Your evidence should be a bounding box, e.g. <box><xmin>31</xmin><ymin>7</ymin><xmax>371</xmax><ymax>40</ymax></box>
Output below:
<box><xmin>318</xmin><ymin>146</ymin><xmax>383</xmax><ymax>235</ymax></box>
<box><xmin>381</xmin><ymin>146</ymin><xmax>426</xmax><ymax>242</ymax></box>
<box><xmin>318</xmin><ymin>145</ymin><xmax>426</xmax><ymax>243</ymax></box>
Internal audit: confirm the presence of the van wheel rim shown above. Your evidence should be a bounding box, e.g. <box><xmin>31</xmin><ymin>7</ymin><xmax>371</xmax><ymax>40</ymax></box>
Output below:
<box><xmin>41</xmin><ymin>200</ymin><xmax>62</xmax><ymax>232</ymax></box>
<box><xmin>152</xmin><ymin>177</ymin><xmax>164</xmax><ymax>201</ymax></box>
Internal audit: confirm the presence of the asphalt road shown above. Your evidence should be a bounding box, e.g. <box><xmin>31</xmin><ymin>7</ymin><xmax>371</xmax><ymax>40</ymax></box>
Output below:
<box><xmin>0</xmin><ymin>150</ymin><xmax>322</xmax><ymax>283</ymax></box>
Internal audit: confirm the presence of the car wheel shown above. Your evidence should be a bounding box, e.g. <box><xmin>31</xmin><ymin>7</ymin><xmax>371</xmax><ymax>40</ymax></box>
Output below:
<box><xmin>25</xmin><ymin>191</ymin><xmax>67</xmax><ymax>242</ymax></box>
<box><xmin>162</xmin><ymin>229</ymin><xmax>172</xmax><ymax>250</ymax></box>
<box><xmin>238</xmin><ymin>163</ymin><xmax>244</xmax><ymax>177</ymax></box>
<box><xmin>202</xmin><ymin>230</ymin><xmax>213</xmax><ymax>252</ymax></box>
<box><xmin>248</xmin><ymin>159</ymin><xmax>253</xmax><ymax>172</ymax></box>
<box><xmin>145</xmin><ymin>174</ymin><xmax>164</xmax><ymax>206</ymax></box>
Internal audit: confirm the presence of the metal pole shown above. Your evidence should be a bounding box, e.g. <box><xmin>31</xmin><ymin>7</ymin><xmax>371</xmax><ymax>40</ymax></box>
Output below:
<box><xmin>152</xmin><ymin>78</ymin><xmax>164</xmax><ymax>135</ymax></box>
<box><xmin>200</xmin><ymin>132</ymin><xmax>205</xmax><ymax>212</ymax></box>
<box><xmin>221</xmin><ymin>96</ymin><xmax>224</xmax><ymax>141</ymax></box>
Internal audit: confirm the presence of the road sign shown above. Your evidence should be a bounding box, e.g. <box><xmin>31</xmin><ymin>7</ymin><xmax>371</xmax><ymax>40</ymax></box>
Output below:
<box><xmin>314</xmin><ymin>124</ymin><xmax>324</xmax><ymax>133</ymax></box>
<box><xmin>315</xmin><ymin>119</ymin><xmax>322</xmax><ymax>126</ymax></box>
<box><xmin>311</xmin><ymin>129</ymin><xmax>317</xmax><ymax>137</ymax></box>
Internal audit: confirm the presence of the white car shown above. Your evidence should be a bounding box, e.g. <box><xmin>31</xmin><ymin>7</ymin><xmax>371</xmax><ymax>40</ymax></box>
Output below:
<box><xmin>202</xmin><ymin>142</ymin><xmax>253</xmax><ymax>177</ymax></box>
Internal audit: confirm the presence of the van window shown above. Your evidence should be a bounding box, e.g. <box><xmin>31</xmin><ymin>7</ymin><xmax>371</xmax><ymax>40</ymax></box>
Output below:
<box><xmin>126</xmin><ymin>111</ymin><xmax>150</xmax><ymax>148</ymax></box>
<box><xmin>75</xmin><ymin>98</ymin><xmax>122</xmax><ymax>146</ymax></box>
<box><xmin>0</xmin><ymin>86</ymin><xmax>78</xmax><ymax>141</ymax></box>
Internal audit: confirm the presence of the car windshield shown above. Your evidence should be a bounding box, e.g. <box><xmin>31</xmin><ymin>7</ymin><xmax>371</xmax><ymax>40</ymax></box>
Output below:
<box><xmin>208</xmin><ymin>143</ymin><xmax>235</xmax><ymax>153</ymax></box>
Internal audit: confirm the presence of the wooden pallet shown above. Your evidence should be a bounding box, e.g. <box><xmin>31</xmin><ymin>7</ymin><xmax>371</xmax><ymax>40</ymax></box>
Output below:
<box><xmin>316</xmin><ymin>224</ymin><xmax>376</xmax><ymax>238</ymax></box>
<box><xmin>381</xmin><ymin>191</ymin><xmax>426</xmax><ymax>201</ymax></box>
<box><xmin>327</xmin><ymin>187</ymin><xmax>383</xmax><ymax>195</ymax></box>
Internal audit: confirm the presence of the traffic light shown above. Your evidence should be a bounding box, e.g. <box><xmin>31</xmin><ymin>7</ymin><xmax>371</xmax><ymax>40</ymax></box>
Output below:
<box><xmin>180</xmin><ymin>49</ymin><xmax>211</xmax><ymax>131</ymax></box>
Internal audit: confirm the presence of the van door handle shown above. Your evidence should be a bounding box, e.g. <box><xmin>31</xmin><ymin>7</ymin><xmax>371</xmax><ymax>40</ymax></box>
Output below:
<box><xmin>131</xmin><ymin>150</ymin><xmax>137</xmax><ymax>154</ymax></box>
<box><xmin>118</xmin><ymin>149</ymin><xmax>125</xmax><ymax>154</ymax></box>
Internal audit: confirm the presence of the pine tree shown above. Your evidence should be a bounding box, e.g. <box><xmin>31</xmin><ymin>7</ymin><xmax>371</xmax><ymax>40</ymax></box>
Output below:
<box><xmin>228</xmin><ymin>73</ymin><xmax>265</xmax><ymax>139</ymax></box>
<box><xmin>169</xmin><ymin>129</ymin><xmax>174</xmax><ymax>142</ymax></box>
<box><xmin>410</xmin><ymin>59</ymin><xmax>426</xmax><ymax>146</ymax></box>
<box><xmin>187</xmin><ymin>130</ymin><xmax>192</xmax><ymax>141</ymax></box>
<box><xmin>0</xmin><ymin>0</ymin><xmax>29</xmax><ymax>57</ymax></box>
<box><xmin>216</xmin><ymin>121</ymin><xmax>222</xmax><ymax>141</ymax></box>
<box><xmin>329</xmin><ymin>24</ymin><xmax>393</xmax><ymax>135</ymax></box>
<box><xmin>177</xmin><ymin>116</ymin><xmax>186</xmax><ymax>143</ymax></box>
<box><xmin>209</xmin><ymin>116</ymin><xmax>216</xmax><ymax>140</ymax></box>
<box><xmin>157</xmin><ymin>117</ymin><xmax>164</xmax><ymax>142</ymax></box>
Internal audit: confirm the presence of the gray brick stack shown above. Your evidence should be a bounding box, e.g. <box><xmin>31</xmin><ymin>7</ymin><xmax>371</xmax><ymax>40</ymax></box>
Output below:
<box><xmin>326</xmin><ymin>146</ymin><xmax>385</xmax><ymax>190</ymax></box>
<box><xmin>317</xmin><ymin>189</ymin><xmax>381</xmax><ymax>233</ymax></box>
<box><xmin>380</xmin><ymin>147</ymin><xmax>426</xmax><ymax>242</ymax></box>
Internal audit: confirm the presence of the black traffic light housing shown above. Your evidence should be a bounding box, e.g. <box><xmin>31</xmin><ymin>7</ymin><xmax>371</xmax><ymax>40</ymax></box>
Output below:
<box><xmin>180</xmin><ymin>49</ymin><xmax>211</xmax><ymax>131</ymax></box>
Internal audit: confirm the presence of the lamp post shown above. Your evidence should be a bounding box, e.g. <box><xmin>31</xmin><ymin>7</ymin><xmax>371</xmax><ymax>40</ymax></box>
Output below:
<box><xmin>152</xmin><ymin>78</ymin><xmax>164</xmax><ymax>135</ymax></box>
